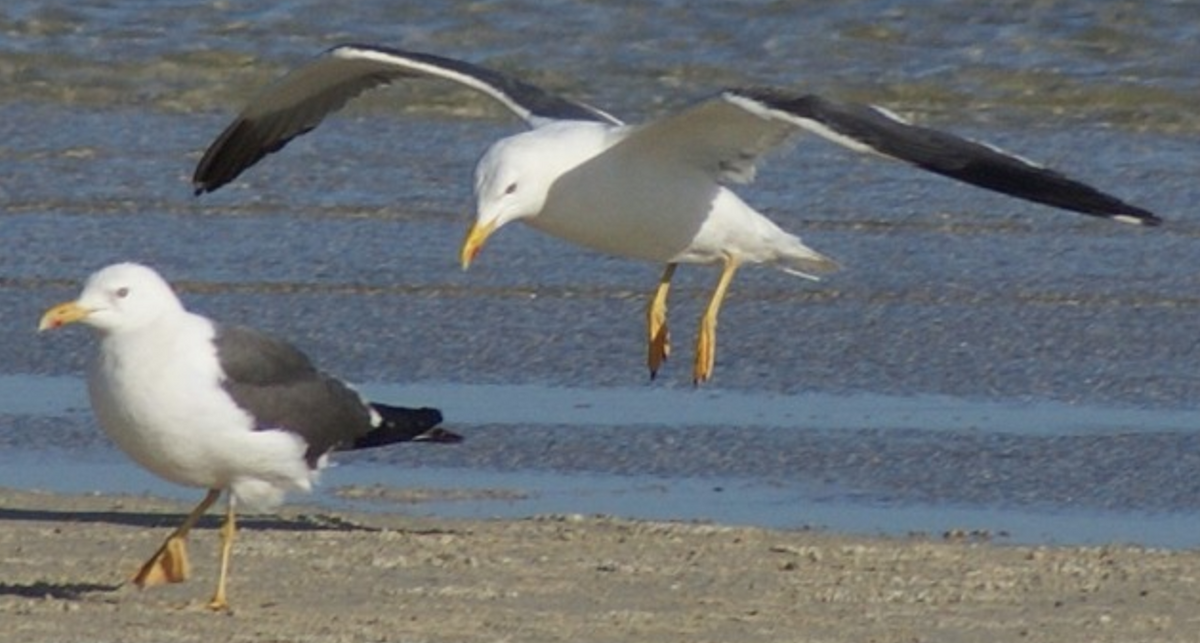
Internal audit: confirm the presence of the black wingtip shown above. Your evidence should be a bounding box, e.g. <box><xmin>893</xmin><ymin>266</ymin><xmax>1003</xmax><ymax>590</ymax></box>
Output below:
<box><xmin>350</xmin><ymin>404</ymin><xmax>459</xmax><ymax>450</ymax></box>
<box><xmin>1112</xmin><ymin>208</ymin><xmax>1162</xmax><ymax>227</ymax></box>
<box><xmin>735</xmin><ymin>90</ymin><xmax>1164</xmax><ymax>228</ymax></box>
<box><xmin>193</xmin><ymin>117</ymin><xmax>288</xmax><ymax>197</ymax></box>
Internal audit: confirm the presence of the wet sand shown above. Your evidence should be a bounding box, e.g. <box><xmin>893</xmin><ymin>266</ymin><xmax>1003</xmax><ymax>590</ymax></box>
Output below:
<box><xmin>2</xmin><ymin>486</ymin><xmax>1196</xmax><ymax>643</ymax></box>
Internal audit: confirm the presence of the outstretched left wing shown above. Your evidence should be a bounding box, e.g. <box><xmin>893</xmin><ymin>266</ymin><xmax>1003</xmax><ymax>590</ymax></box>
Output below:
<box><xmin>194</xmin><ymin>43</ymin><xmax>620</xmax><ymax>194</ymax></box>
<box><xmin>618</xmin><ymin>87</ymin><xmax>1160</xmax><ymax>226</ymax></box>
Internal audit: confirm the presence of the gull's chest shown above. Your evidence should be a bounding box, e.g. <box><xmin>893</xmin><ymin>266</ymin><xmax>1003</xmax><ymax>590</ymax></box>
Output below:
<box><xmin>93</xmin><ymin>334</ymin><xmax>202</xmax><ymax>417</ymax></box>
<box><xmin>535</xmin><ymin>154</ymin><xmax>722</xmax><ymax>263</ymax></box>
<box><xmin>89</xmin><ymin>329</ymin><xmax>239</xmax><ymax>450</ymax></box>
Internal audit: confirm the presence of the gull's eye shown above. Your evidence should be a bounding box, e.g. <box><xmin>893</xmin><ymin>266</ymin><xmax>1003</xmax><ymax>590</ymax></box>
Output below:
<box><xmin>504</xmin><ymin>182</ymin><xmax>517</xmax><ymax>195</ymax></box>
<box><xmin>115</xmin><ymin>287</ymin><xmax>130</xmax><ymax>299</ymax></box>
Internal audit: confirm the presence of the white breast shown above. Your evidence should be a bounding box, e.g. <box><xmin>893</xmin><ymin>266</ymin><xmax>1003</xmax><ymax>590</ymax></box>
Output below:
<box><xmin>88</xmin><ymin>313</ymin><xmax>313</xmax><ymax>510</ymax></box>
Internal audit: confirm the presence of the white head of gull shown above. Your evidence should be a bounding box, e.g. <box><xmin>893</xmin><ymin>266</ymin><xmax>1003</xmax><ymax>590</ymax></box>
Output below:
<box><xmin>193</xmin><ymin>44</ymin><xmax>1160</xmax><ymax>384</ymax></box>
<box><xmin>39</xmin><ymin>262</ymin><xmax>460</xmax><ymax>611</ymax></box>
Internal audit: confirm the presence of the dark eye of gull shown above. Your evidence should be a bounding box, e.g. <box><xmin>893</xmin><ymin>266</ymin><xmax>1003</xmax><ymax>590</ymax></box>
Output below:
<box><xmin>505</xmin><ymin>183</ymin><xmax>517</xmax><ymax>195</ymax></box>
<box><xmin>115</xmin><ymin>287</ymin><xmax>130</xmax><ymax>299</ymax></box>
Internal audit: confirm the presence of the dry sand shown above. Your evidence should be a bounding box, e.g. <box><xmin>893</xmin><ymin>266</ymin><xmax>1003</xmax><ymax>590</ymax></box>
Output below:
<box><xmin>1</xmin><ymin>486</ymin><xmax>1197</xmax><ymax>642</ymax></box>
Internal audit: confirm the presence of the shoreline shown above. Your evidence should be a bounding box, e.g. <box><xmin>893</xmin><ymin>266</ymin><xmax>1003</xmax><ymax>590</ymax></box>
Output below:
<box><xmin>3</xmin><ymin>447</ymin><xmax>1199</xmax><ymax>551</ymax></box>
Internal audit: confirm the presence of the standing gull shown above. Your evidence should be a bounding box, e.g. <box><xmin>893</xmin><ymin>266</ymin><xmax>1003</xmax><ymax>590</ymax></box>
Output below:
<box><xmin>38</xmin><ymin>262</ymin><xmax>461</xmax><ymax>611</ymax></box>
<box><xmin>194</xmin><ymin>44</ymin><xmax>1160</xmax><ymax>384</ymax></box>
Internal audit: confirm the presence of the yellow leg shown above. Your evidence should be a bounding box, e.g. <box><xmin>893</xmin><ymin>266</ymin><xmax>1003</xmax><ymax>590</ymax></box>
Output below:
<box><xmin>132</xmin><ymin>488</ymin><xmax>221</xmax><ymax>588</ymax></box>
<box><xmin>647</xmin><ymin>263</ymin><xmax>678</xmax><ymax>379</ymax></box>
<box><xmin>693</xmin><ymin>255</ymin><xmax>740</xmax><ymax>385</ymax></box>
<box><xmin>207</xmin><ymin>498</ymin><xmax>237</xmax><ymax>611</ymax></box>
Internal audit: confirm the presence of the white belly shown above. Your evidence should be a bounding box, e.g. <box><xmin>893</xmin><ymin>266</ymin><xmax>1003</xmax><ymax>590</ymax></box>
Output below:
<box><xmin>534</xmin><ymin>156</ymin><xmax>721</xmax><ymax>262</ymax></box>
<box><xmin>536</xmin><ymin>162</ymin><xmax>802</xmax><ymax>267</ymax></box>
<box><xmin>89</xmin><ymin>322</ymin><xmax>313</xmax><ymax>510</ymax></box>
<box><xmin>488</xmin><ymin>120</ymin><xmax>818</xmax><ymax>270</ymax></box>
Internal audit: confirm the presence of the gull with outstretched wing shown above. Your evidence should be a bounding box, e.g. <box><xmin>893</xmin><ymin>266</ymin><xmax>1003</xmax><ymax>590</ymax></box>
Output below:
<box><xmin>195</xmin><ymin>44</ymin><xmax>1159</xmax><ymax>384</ymax></box>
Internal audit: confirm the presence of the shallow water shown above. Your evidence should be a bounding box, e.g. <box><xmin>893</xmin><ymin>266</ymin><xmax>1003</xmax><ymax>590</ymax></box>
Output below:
<box><xmin>2</xmin><ymin>0</ymin><xmax>1200</xmax><ymax>547</ymax></box>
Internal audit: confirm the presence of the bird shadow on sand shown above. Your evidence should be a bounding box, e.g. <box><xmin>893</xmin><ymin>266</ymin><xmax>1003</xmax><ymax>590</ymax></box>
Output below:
<box><xmin>0</xmin><ymin>505</ymin><xmax>385</xmax><ymax>533</ymax></box>
<box><xmin>0</xmin><ymin>579</ymin><xmax>122</xmax><ymax>600</ymax></box>
<box><xmin>0</xmin><ymin>506</ymin><xmax>463</xmax><ymax>602</ymax></box>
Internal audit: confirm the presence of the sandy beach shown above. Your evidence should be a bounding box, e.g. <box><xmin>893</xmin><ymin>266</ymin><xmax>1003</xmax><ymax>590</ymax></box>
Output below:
<box><xmin>2</xmin><ymin>486</ymin><xmax>1196</xmax><ymax>643</ymax></box>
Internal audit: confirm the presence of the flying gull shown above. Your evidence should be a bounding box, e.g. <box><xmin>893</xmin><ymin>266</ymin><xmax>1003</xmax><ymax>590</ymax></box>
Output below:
<box><xmin>194</xmin><ymin>44</ymin><xmax>1160</xmax><ymax>384</ymax></box>
<box><xmin>38</xmin><ymin>262</ymin><xmax>461</xmax><ymax>610</ymax></box>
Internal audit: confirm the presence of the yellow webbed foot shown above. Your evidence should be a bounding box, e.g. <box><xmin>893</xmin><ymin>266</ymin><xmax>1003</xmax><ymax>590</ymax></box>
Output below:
<box><xmin>206</xmin><ymin>593</ymin><xmax>230</xmax><ymax>612</ymax></box>
<box><xmin>692</xmin><ymin>256</ymin><xmax>738</xmax><ymax>385</ymax></box>
<box><xmin>693</xmin><ymin>320</ymin><xmax>716</xmax><ymax>385</ymax></box>
<box><xmin>648</xmin><ymin>312</ymin><xmax>670</xmax><ymax>378</ymax></box>
<box><xmin>132</xmin><ymin>536</ymin><xmax>190</xmax><ymax>587</ymax></box>
<box><xmin>206</xmin><ymin>495</ymin><xmax>238</xmax><ymax>612</ymax></box>
<box><xmin>647</xmin><ymin>263</ymin><xmax>677</xmax><ymax>379</ymax></box>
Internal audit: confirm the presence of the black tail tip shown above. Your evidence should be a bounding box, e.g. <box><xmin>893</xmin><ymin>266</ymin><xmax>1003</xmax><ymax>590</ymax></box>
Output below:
<box><xmin>349</xmin><ymin>403</ymin><xmax>458</xmax><ymax>450</ymax></box>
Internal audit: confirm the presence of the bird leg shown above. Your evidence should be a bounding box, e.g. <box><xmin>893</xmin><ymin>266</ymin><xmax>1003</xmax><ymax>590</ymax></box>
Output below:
<box><xmin>206</xmin><ymin>497</ymin><xmax>237</xmax><ymax>611</ymax></box>
<box><xmin>647</xmin><ymin>263</ymin><xmax>678</xmax><ymax>379</ymax></box>
<box><xmin>693</xmin><ymin>255</ymin><xmax>740</xmax><ymax>385</ymax></box>
<box><xmin>132</xmin><ymin>488</ymin><xmax>221</xmax><ymax>588</ymax></box>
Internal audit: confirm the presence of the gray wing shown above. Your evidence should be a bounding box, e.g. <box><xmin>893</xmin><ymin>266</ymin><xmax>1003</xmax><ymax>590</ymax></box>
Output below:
<box><xmin>617</xmin><ymin>88</ymin><xmax>1159</xmax><ymax>226</ymax></box>
<box><xmin>212</xmin><ymin>324</ymin><xmax>374</xmax><ymax>467</ymax></box>
<box><xmin>193</xmin><ymin>43</ymin><xmax>620</xmax><ymax>194</ymax></box>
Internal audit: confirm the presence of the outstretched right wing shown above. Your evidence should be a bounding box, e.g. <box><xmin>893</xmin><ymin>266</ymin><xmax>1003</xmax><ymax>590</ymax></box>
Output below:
<box><xmin>619</xmin><ymin>88</ymin><xmax>1160</xmax><ymax>226</ymax></box>
<box><xmin>193</xmin><ymin>43</ymin><xmax>620</xmax><ymax>194</ymax></box>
